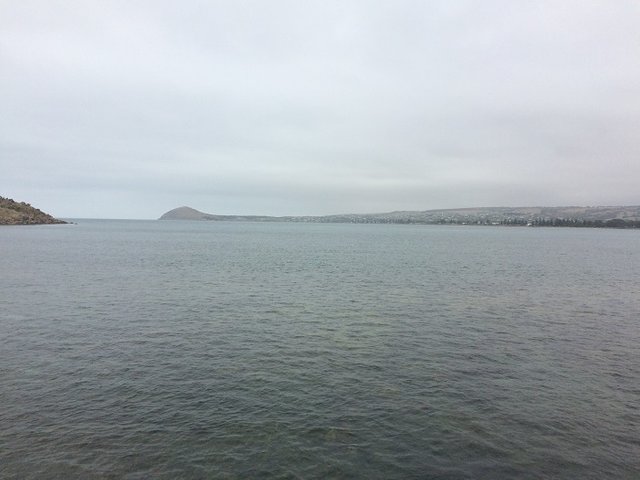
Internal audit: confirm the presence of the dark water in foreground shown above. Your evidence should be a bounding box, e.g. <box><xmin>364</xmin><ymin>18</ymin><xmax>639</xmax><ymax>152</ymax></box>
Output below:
<box><xmin>1</xmin><ymin>220</ymin><xmax>639</xmax><ymax>479</ymax></box>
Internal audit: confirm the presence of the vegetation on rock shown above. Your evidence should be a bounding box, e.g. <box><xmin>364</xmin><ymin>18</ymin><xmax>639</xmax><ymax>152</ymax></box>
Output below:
<box><xmin>0</xmin><ymin>196</ymin><xmax>67</xmax><ymax>225</ymax></box>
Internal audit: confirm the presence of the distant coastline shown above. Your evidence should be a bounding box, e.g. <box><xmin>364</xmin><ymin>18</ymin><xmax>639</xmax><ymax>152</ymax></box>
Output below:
<box><xmin>0</xmin><ymin>196</ymin><xmax>67</xmax><ymax>225</ymax></box>
<box><xmin>159</xmin><ymin>205</ymin><xmax>640</xmax><ymax>229</ymax></box>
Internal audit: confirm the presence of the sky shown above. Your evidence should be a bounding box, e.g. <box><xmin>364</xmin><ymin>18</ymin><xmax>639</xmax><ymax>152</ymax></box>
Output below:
<box><xmin>2</xmin><ymin>0</ymin><xmax>640</xmax><ymax>219</ymax></box>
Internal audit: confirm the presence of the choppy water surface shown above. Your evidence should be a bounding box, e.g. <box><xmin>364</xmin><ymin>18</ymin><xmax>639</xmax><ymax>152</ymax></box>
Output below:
<box><xmin>1</xmin><ymin>220</ymin><xmax>639</xmax><ymax>479</ymax></box>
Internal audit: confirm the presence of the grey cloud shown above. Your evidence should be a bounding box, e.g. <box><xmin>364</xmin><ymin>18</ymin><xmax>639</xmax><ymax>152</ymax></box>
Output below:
<box><xmin>1</xmin><ymin>0</ymin><xmax>639</xmax><ymax>218</ymax></box>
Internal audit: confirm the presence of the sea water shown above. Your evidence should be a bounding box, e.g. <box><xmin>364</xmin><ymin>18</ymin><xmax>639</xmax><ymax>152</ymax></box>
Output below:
<box><xmin>1</xmin><ymin>220</ymin><xmax>639</xmax><ymax>479</ymax></box>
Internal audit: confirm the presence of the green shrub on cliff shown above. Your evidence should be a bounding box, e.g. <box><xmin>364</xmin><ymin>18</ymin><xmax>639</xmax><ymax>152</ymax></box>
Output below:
<box><xmin>0</xmin><ymin>196</ymin><xmax>67</xmax><ymax>225</ymax></box>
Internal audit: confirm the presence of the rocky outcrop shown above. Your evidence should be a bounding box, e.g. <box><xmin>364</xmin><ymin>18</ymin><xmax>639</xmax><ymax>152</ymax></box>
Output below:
<box><xmin>159</xmin><ymin>206</ymin><xmax>221</xmax><ymax>220</ymax></box>
<box><xmin>0</xmin><ymin>196</ymin><xmax>67</xmax><ymax>225</ymax></box>
<box><xmin>159</xmin><ymin>206</ymin><xmax>278</xmax><ymax>222</ymax></box>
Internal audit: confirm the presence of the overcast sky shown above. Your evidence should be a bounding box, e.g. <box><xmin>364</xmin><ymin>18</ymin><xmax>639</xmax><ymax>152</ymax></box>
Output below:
<box><xmin>2</xmin><ymin>0</ymin><xmax>639</xmax><ymax>218</ymax></box>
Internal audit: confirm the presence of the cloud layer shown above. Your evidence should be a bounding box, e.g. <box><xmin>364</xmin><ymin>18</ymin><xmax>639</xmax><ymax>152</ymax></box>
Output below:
<box><xmin>2</xmin><ymin>0</ymin><xmax>639</xmax><ymax>218</ymax></box>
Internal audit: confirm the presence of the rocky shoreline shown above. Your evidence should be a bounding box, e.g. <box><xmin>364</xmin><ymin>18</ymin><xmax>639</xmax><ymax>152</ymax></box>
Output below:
<box><xmin>0</xmin><ymin>196</ymin><xmax>67</xmax><ymax>225</ymax></box>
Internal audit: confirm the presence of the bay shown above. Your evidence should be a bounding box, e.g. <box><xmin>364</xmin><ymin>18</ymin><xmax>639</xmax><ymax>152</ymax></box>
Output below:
<box><xmin>1</xmin><ymin>220</ymin><xmax>639</xmax><ymax>479</ymax></box>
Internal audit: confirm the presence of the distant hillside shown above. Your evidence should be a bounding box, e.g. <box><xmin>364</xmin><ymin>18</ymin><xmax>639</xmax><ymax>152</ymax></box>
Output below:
<box><xmin>0</xmin><ymin>197</ymin><xmax>67</xmax><ymax>225</ymax></box>
<box><xmin>159</xmin><ymin>205</ymin><xmax>640</xmax><ymax>228</ymax></box>
<box><xmin>314</xmin><ymin>206</ymin><xmax>640</xmax><ymax>226</ymax></box>
<box><xmin>159</xmin><ymin>206</ymin><xmax>217</xmax><ymax>220</ymax></box>
<box><xmin>159</xmin><ymin>206</ymin><xmax>283</xmax><ymax>222</ymax></box>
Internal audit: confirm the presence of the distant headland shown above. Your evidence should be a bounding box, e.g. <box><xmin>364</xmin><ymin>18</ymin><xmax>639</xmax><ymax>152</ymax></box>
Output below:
<box><xmin>160</xmin><ymin>205</ymin><xmax>640</xmax><ymax>228</ymax></box>
<box><xmin>0</xmin><ymin>196</ymin><xmax>67</xmax><ymax>225</ymax></box>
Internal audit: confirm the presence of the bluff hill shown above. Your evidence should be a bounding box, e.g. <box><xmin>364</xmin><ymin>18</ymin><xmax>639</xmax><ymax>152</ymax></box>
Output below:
<box><xmin>0</xmin><ymin>196</ymin><xmax>67</xmax><ymax>225</ymax></box>
<box><xmin>159</xmin><ymin>206</ymin><xmax>279</xmax><ymax>222</ymax></box>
